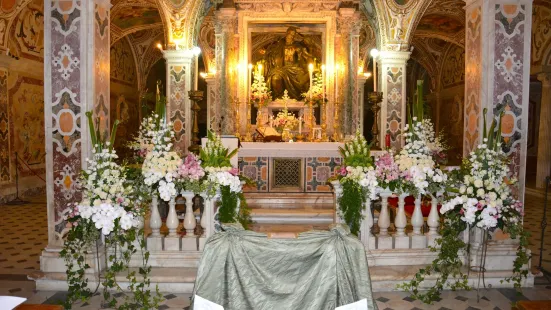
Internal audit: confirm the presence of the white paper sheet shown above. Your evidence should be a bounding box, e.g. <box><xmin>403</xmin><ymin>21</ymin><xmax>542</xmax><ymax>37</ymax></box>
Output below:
<box><xmin>335</xmin><ymin>298</ymin><xmax>368</xmax><ymax>310</ymax></box>
<box><xmin>193</xmin><ymin>295</ymin><xmax>224</xmax><ymax>310</ymax></box>
<box><xmin>0</xmin><ymin>296</ymin><xmax>27</xmax><ymax>310</ymax></box>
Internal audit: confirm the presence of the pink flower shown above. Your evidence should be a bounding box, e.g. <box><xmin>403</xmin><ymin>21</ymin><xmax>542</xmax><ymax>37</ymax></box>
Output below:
<box><xmin>339</xmin><ymin>166</ymin><xmax>347</xmax><ymax>176</ymax></box>
<box><xmin>229</xmin><ymin>167</ymin><xmax>239</xmax><ymax>176</ymax></box>
<box><xmin>178</xmin><ymin>154</ymin><xmax>205</xmax><ymax>180</ymax></box>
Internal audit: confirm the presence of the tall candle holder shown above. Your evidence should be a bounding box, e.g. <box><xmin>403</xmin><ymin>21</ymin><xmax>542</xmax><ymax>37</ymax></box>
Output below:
<box><xmin>243</xmin><ymin>100</ymin><xmax>253</xmax><ymax>142</ymax></box>
<box><xmin>234</xmin><ymin>98</ymin><xmax>241</xmax><ymax>139</ymax></box>
<box><xmin>320</xmin><ymin>100</ymin><xmax>328</xmax><ymax>142</ymax></box>
<box><xmin>332</xmin><ymin>101</ymin><xmax>340</xmax><ymax>142</ymax></box>
<box><xmin>368</xmin><ymin>92</ymin><xmax>383</xmax><ymax>149</ymax></box>
<box><xmin>188</xmin><ymin>90</ymin><xmax>204</xmax><ymax>154</ymax></box>
<box><xmin>309</xmin><ymin>100</ymin><xmax>315</xmax><ymax>141</ymax></box>
<box><xmin>256</xmin><ymin>102</ymin><xmax>263</xmax><ymax>128</ymax></box>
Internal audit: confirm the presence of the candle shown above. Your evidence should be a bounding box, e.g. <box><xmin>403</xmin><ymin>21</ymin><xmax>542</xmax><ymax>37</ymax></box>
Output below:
<box><xmin>370</xmin><ymin>49</ymin><xmax>379</xmax><ymax>92</ymax></box>
<box><xmin>195</xmin><ymin>54</ymin><xmax>199</xmax><ymax>90</ymax></box>
<box><xmin>385</xmin><ymin>134</ymin><xmax>391</xmax><ymax>149</ymax></box>
<box><xmin>335</xmin><ymin>64</ymin><xmax>339</xmax><ymax>102</ymax></box>
<box><xmin>248</xmin><ymin>64</ymin><xmax>253</xmax><ymax>104</ymax></box>
<box><xmin>299</xmin><ymin>116</ymin><xmax>302</xmax><ymax>133</ymax></box>
<box><xmin>321</xmin><ymin>65</ymin><xmax>325</xmax><ymax>104</ymax></box>
<box><xmin>308</xmin><ymin>63</ymin><xmax>314</xmax><ymax>102</ymax></box>
<box><xmin>270</xmin><ymin>115</ymin><xmax>273</xmax><ymax>127</ymax></box>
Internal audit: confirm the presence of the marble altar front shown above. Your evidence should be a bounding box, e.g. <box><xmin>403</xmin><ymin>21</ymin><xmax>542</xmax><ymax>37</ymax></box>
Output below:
<box><xmin>238</xmin><ymin>142</ymin><xmax>382</xmax><ymax>192</ymax></box>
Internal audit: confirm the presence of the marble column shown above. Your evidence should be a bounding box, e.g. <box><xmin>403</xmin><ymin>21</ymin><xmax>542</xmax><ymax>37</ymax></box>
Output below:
<box><xmin>0</xmin><ymin>66</ymin><xmax>9</xmax><ymax>184</ymax></box>
<box><xmin>44</xmin><ymin>0</ymin><xmax>110</xmax><ymax>248</ymax></box>
<box><xmin>336</xmin><ymin>8</ymin><xmax>362</xmax><ymax>136</ymax></box>
<box><xmin>378</xmin><ymin>51</ymin><xmax>410</xmax><ymax>149</ymax></box>
<box><xmin>536</xmin><ymin>72</ymin><xmax>551</xmax><ymax>188</ymax></box>
<box><xmin>163</xmin><ymin>49</ymin><xmax>193</xmax><ymax>154</ymax></box>
<box><xmin>357</xmin><ymin>75</ymin><xmax>368</xmax><ymax>134</ymax></box>
<box><xmin>464</xmin><ymin>0</ymin><xmax>533</xmax><ymax>198</ymax></box>
<box><xmin>205</xmin><ymin>76</ymin><xmax>218</xmax><ymax>133</ymax></box>
<box><xmin>214</xmin><ymin>8</ymin><xmax>237</xmax><ymax>135</ymax></box>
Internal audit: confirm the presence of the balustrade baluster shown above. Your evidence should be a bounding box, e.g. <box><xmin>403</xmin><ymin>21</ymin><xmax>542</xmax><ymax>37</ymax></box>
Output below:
<box><xmin>166</xmin><ymin>196</ymin><xmax>179</xmax><ymax>237</ymax></box>
<box><xmin>182</xmin><ymin>191</ymin><xmax>198</xmax><ymax>251</ymax></box>
<box><xmin>427</xmin><ymin>194</ymin><xmax>441</xmax><ymax>247</ymax></box>
<box><xmin>360</xmin><ymin>194</ymin><xmax>375</xmax><ymax>250</ymax></box>
<box><xmin>149</xmin><ymin>196</ymin><xmax>161</xmax><ymax>237</ymax></box>
<box><xmin>411</xmin><ymin>194</ymin><xmax>427</xmax><ymax>248</ymax></box>
<box><xmin>377</xmin><ymin>191</ymin><xmax>393</xmax><ymax>249</ymax></box>
<box><xmin>394</xmin><ymin>194</ymin><xmax>409</xmax><ymax>248</ymax></box>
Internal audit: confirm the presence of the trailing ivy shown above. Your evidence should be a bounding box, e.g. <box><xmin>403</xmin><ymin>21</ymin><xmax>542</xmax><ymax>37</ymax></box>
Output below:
<box><xmin>338</xmin><ymin>179</ymin><xmax>366</xmax><ymax>236</ymax></box>
<box><xmin>397</xmin><ymin>211</ymin><xmax>470</xmax><ymax>304</ymax></box>
<box><xmin>219</xmin><ymin>186</ymin><xmax>252</xmax><ymax>230</ymax></box>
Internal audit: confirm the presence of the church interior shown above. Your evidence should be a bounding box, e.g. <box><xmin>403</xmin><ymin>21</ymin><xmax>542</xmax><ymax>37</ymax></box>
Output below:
<box><xmin>1</xmin><ymin>0</ymin><xmax>551</xmax><ymax>309</ymax></box>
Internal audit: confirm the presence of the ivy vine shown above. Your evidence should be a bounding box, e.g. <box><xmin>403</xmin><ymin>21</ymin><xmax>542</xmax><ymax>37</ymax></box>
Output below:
<box><xmin>218</xmin><ymin>185</ymin><xmax>252</xmax><ymax>230</ymax></box>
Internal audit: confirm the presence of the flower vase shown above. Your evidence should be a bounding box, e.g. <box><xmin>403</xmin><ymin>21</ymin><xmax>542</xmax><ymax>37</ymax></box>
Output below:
<box><xmin>149</xmin><ymin>196</ymin><xmax>161</xmax><ymax>237</ymax></box>
<box><xmin>282</xmin><ymin>128</ymin><xmax>292</xmax><ymax>141</ymax></box>
<box><xmin>166</xmin><ymin>195</ymin><xmax>179</xmax><ymax>237</ymax></box>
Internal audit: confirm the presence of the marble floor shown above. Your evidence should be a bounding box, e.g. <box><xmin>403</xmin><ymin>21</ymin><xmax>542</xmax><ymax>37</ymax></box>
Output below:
<box><xmin>0</xmin><ymin>193</ymin><xmax>550</xmax><ymax>309</ymax></box>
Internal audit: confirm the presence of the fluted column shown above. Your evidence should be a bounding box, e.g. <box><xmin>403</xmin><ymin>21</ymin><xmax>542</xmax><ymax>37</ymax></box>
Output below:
<box><xmin>214</xmin><ymin>8</ymin><xmax>237</xmax><ymax>135</ymax></box>
<box><xmin>537</xmin><ymin>72</ymin><xmax>551</xmax><ymax>188</ymax></box>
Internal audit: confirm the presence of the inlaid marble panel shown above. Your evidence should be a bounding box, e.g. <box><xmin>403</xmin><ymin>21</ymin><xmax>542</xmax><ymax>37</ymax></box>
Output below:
<box><xmin>0</xmin><ymin>68</ymin><xmax>9</xmax><ymax>184</ymax></box>
<box><xmin>386</xmin><ymin>67</ymin><xmax>403</xmax><ymax>150</ymax></box>
<box><xmin>239</xmin><ymin>156</ymin><xmax>268</xmax><ymax>192</ymax></box>
<box><xmin>169</xmin><ymin>64</ymin><xmax>188</xmax><ymax>153</ymax></box>
<box><xmin>464</xmin><ymin>5</ymin><xmax>482</xmax><ymax>155</ymax></box>
<box><xmin>305</xmin><ymin>157</ymin><xmax>342</xmax><ymax>192</ymax></box>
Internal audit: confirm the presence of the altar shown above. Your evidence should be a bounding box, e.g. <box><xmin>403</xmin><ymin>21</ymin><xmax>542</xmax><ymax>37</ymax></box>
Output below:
<box><xmin>238</xmin><ymin>142</ymin><xmax>383</xmax><ymax>192</ymax></box>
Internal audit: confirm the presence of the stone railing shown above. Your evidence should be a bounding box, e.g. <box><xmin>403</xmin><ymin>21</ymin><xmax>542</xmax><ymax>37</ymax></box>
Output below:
<box><xmin>147</xmin><ymin>191</ymin><xmax>219</xmax><ymax>252</ymax></box>
<box><xmin>331</xmin><ymin>181</ymin><xmax>443</xmax><ymax>252</ymax></box>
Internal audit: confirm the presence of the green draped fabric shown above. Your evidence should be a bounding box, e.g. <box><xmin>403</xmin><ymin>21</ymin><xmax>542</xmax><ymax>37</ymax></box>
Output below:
<box><xmin>191</xmin><ymin>224</ymin><xmax>378</xmax><ymax>310</ymax></box>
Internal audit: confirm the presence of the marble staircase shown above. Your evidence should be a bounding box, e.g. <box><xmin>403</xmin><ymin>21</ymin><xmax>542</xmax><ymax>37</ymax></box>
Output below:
<box><xmin>245</xmin><ymin>192</ymin><xmax>335</xmax><ymax>235</ymax></box>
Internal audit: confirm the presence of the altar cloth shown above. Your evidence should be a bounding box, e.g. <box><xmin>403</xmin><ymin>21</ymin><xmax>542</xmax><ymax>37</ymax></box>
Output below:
<box><xmin>191</xmin><ymin>224</ymin><xmax>378</xmax><ymax>310</ymax></box>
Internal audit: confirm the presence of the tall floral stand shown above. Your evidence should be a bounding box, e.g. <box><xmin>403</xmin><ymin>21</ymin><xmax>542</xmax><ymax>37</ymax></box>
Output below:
<box><xmin>148</xmin><ymin>196</ymin><xmax>163</xmax><ymax>251</ymax></box>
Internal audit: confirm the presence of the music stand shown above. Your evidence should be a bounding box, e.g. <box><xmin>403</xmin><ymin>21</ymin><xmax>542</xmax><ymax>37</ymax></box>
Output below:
<box><xmin>6</xmin><ymin>152</ymin><xmax>30</xmax><ymax>205</ymax></box>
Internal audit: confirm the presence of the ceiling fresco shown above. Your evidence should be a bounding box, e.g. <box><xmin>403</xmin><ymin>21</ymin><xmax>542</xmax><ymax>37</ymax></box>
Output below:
<box><xmin>416</xmin><ymin>14</ymin><xmax>464</xmax><ymax>35</ymax></box>
<box><xmin>112</xmin><ymin>6</ymin><xmax>161</xmax><ymax>30</ymax></box>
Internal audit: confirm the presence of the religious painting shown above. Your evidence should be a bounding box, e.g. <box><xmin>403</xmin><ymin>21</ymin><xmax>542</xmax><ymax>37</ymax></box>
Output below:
<box><xmin>251</xmin><ymin>25</ymin><xmax>323</xmax><ymax>100</ymax></box>
<box><xmin>110</xmin><ymin>93</ymin><xmax>139</xmax><ymax>160</ymax></box>
<box><xmin>441</xmin><ymin>45</ymin><xmax>465</xmax><ymax>88</ymax></box>
<box><xmin>416</xmin><ymin>14</ymin><xmax>463</xmax><ymax>34</ymax></box>
<box><xmin>112</xmin><ymin>6</ymin><xmax>161</xmax><ymax>30</ymax></box>
<box><xmin>9</xmin><ymin>77</ymin><xmax>45</xmax><ymax>165</ymax></box>
<box><xmin>110</xmin><ymin>38</ymin><xmax>137</xmax><ymax>85</ymax></box>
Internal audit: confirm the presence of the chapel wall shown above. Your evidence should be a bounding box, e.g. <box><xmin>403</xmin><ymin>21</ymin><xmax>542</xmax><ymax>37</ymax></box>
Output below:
<box><xmin>0</xmin><ymin>0</ymin><xmax>46</xmax><ymax>203</ymax></box>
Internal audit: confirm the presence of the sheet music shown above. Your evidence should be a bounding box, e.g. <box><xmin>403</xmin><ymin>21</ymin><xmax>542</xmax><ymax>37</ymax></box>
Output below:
<box><xmin>335</xmin><ymin>299</ymin><xmax>368</xmax><ymax>310</ymax></box>
<box><xmin>193</xmin><ymin>295</ymin><xmax>224</xmax><ymax>310</ymax></box>
<box><xmin>0</xmin><ymin>296</ymin><xmax>26</xmax><ymax>309</ymax></box>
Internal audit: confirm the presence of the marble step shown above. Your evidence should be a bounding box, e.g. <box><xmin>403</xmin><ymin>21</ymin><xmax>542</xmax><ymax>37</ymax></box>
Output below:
<box><xmin>244</xmin><ymin>192</ymin><xmax>334</xmax><ymax>206</ymax></box>
<box><xmin>250</xmin><ymin>223</ymin><xmax>333</xmax><ymax>234</ymax></box>
<box><xmin>250</xmin><ymin>207</ymin><xmax>334</xmax><ymax>224</ymax></box>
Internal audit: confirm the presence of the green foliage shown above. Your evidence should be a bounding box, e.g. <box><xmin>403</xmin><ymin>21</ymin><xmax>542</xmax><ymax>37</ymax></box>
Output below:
<box><xmin>338</xmin><ymin>131</ymin><xmax>373</xmax><ymax>168</ymax></box>
<box><xmin>218</xmin><ymin>186</ymin><xmax>252</xmax><ymax>230</ymax></box>
<box><xmin>501</xmin><ymin>223</ymin><xmax>531</xmax><ymax>289</ymax></box>
<box><xmin>338</xmin><ymin>179</ymin><xmax>366</xmax><ymax>236</ymax></box>
<box><xmin>397</xmin><ymin>211</ymin><xmax>471</xmax><ymax>303</ymax></box>
<box><xmin>199</xmin><ymin>131</ymin><xmax>238</xmax><ymax>168</ymax></box>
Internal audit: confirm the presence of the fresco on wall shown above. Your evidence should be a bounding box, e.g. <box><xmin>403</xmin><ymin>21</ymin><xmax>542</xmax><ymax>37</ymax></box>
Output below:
<box><xmin>112</xmin><ymin>6</ymin><xmax>161</xmax><ymax>30</ymax></box>
<box><xmin>441</xmin><ymin>45</ymin><xmax>465</xmax><ymax>88</ymax></box>
<box><xmin>9</xmin><ymin>76</ymin><xmax>45</xmax><ymax>167</ymax></box>
<box><xmin>10</xmin><ymin>0</ymin><xmax>44</xmax><ymax>60</ymax></box>
<box><xmin>110</xmin><ymin>38</ymin><xmax>137</xmax><ymax>85</ymax></box>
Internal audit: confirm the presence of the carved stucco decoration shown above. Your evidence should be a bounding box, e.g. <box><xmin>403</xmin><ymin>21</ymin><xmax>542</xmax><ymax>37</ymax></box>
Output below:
<box><xmin>109</xmin><ymin>0</ymin><xmax>164</xmax><ymax>45</ymax></box>
<box><xmin>410</xmin><ymin>37</ymin><xmax>440</xmax><ymax>90</ymax></box>
<box><xmin>532</xmin><ymin>4</ymin><xmax>551</xmax><ymax>66</ymax></box>
<box><xmin>370</xmin><ymin>0</ymin><xmax>433</xmax><ymax>50</ymax></box>
<box><xmin>234</xmin><ymin>0</ymin><xmax>340</xmax><ymax>13</ymax></box>
<box><xmin>126</xmin><ymin>28</ymin><xmax>165</xmax><ymax>91</ymax></box>
<box><xmin>359</xmin><ymin>11</ymin><xmax>376</xmax><ymax>68</ymax></box>
<box><xmin>156</xmin><ymin>0</ymin><xmax>220</xmax><ymax>50</ymax></box>
<box><xmin>198</xmin><ymin>13</ymin><xmax>216</xmax><ymax>73</ymax></box>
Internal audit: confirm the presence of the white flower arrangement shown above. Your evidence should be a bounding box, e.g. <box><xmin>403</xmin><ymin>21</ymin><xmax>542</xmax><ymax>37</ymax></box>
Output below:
<box><xmin>141</xmin><ymin>117</ymin><xmax>182</xmax><ymax>201</ymax></box>
<box><xmin>250</xmin><ymin>67</ymin><xmax>271</xmax><ymax>107</ymax></box>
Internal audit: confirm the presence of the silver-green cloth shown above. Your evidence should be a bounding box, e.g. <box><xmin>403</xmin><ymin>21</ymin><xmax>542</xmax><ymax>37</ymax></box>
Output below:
<box><xmin>191</xmin><ymin>224</ymin><xmax>378</xmax><ymax>310</ymax></box>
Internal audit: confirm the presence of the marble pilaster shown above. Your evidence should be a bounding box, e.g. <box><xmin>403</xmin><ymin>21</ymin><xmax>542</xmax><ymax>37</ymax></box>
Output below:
<box><xmin>163</xmin><ymin>50</ymin><xmax>193</xmax><ymax>154</ymax></box>
<box><xmin>464</xmin><ymin>0</ymin><xmax>533</xmax><ymax>198</ymax></box>
<box><xmin>536</xmin><ymin>72</ymin><xmax>551</xmax><ymax>188</ymax></box>
<box><xmin>378</xmin><ymin>51</ymin><xmax>410</xmax><ymax>149</ymax></box>
<box><xmin>214</xmin><ymin>8</ymin><xmax>238</xmax><ymax>135</ymax></box>
<box><xmin>44</xmin><ymin>0</ymin><xmax>110</xmax><ymax>248</ymax></box>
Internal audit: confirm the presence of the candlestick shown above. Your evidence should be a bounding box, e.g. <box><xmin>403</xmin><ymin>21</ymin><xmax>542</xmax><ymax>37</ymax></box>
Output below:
<box><xmin>248</xmin><ymin>63</ymin><xmax>253</xmax><ymax>102</ymax></box>
<box><xmin>308</xmin><ymin>63</ymin><xmax>314</xmax><ymax>102</ymax></box>
<box><xmin>234</xmin><ymin>99</ymin><xmax>240</xmax><ymax>139</ymax></box>
<box><xmin>332</xmin><ymin>100</ymin><xmax>340</xmax><ymax>142</ymax></box>
<box><xmin>309</xmin><ymin>100</ymin><xmax>315</xmax><ymax>141</ymax></box>
<box><xmin>188</xmin><ymin>90</ymin><xmax>203</xmax><ymax>154</ymax></box>
<box><xmin>298</xmin><ymin>116</ymin><xmax>302</xmax><ymax>134</ymax></box>
<box><xmin>321</xmin><ymin>100</ymin><xmax>328</xmax><ymax>142</ymax></box>
<box><xmin>244</xmin><ymin>99</ymin><xmax>253</xmax><ymax>142</ymax></box>
<box><xmin>335</xmin><ymin>64</ymin><xmax>339</xmax><ymax>103</ymax></box>
<box><xmin>269</xmin><ymin>115</ymin><xmax>273</xmax><ymax>128</ymax></box>
<box><xmin>321</xmin><ymin>65</ymin><xmax>326</xmax><ymax>105</ymax></box>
